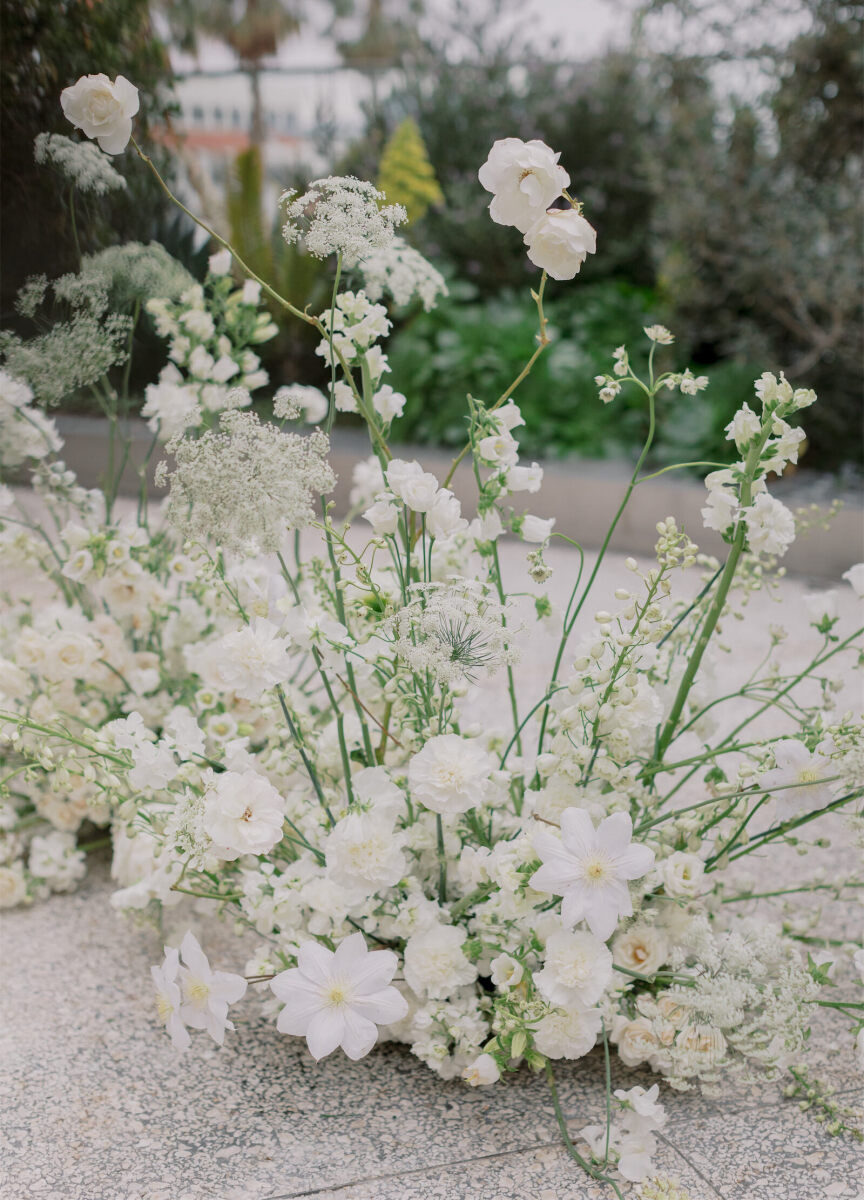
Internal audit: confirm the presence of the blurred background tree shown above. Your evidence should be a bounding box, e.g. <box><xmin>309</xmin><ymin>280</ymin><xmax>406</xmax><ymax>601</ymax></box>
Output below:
<box><xmin>1</xmin><ymin>0</ymin><xmax>179</xmax><ymax>319</ymax></box>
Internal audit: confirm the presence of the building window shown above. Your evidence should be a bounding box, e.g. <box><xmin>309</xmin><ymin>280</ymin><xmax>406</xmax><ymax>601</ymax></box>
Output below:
<box><xmin>191</xmin><ymin>105</ymin><xmax>204</xmax><ymax>124</ymax></box>
<box><xmin>212</xmin><ymin>106</ymin><xmax>223</xmax><ymax>126</ymax></box>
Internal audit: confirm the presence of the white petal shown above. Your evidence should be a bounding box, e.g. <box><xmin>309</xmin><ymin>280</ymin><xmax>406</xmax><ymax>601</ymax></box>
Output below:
<box><xmin>305</xmin><ymin>1009</ymin><xmax>345</xmax><ymax>1061</ymax></box>
<box><xmin>559</xmin><ymin>808</ymin><xmax>597</xmax><ymax>857</ymax></box>
<box><xmin>340</xmin><ymin>1009</ymin><xmax>379</xmax><ymax>1060</ymax></box>
<box><xmin>614</xmin><ymin>843</ymin><xmax>655</xmax><ymax>881</ymax></box>
<box><xmin>596</xmin><ymin>811</ymin><xmax>634</xmax><ymax>854</ymax></box>
<box><xmin>211</xmin><ymin>970</ymin><xmax>248</xmax><ymax>1005</ymax></box>
<box><xmin>296</xmin><ymin>940</ymin><xmax>334</xmax><ymax>986</ymax></box>
<box><xmin>352</xmin><ymin>985</ymin><xmax>408</xmax><ymax>1026</ymax></box>
<box><xmin>179</xmin><ymin>931</ymin><xmax>210</xmax><ymax>979</ymax></box>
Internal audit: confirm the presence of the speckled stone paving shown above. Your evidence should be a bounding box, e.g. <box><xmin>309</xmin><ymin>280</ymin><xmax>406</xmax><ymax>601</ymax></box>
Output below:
<box><xmin>2</xmin><ymin>536</ymin><xmax>863</xmax><ymax>1199</ymax></box>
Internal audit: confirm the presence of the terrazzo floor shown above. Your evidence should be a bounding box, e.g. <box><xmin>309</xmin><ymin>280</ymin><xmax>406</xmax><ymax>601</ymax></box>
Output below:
<box><xmin>1</xmin><ymin>527</ymin><xmax>863</xmax><ymax>1199</ymax></box>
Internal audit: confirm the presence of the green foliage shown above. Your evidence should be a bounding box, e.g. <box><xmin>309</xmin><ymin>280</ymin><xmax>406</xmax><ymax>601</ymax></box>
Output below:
<box><xmin>377</xmin><ymin>118</ymin><xmax>444</xmax><ymax>224</ymax></box>
<box><xmin>1</xmin><ymin>0</ymin><xmax>178</xmax><ymax>317</ymax></box>
<box><xmin>388</xmin><ymin>281</ymin><xmax>662</xmax><ymax>458</ymax></box>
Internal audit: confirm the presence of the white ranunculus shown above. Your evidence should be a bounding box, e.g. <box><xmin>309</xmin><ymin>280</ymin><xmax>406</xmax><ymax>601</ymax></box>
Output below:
<box><xmin>478</xmin><ymin>138</ymin><xmax>569</xmax><ymax>233</ymax></box>
<box><xmin>523</xmin><ymin>208</ymin><xmax>597</xmax><ymax>280</ymax></box>
<box><xmin>60</xmin><ymin>73</ymin><xmax>139</xmax><ymax>155</ymax></box>
<box><xmin>324</xmin><ymin>811</ymin><xmax>407</xmax><ymax>897</ymax></box>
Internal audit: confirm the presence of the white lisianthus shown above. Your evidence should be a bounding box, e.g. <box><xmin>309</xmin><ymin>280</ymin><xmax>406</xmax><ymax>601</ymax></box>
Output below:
<box><xmin>270</xmin><ymin>933</ymin><xmax>407</xmax><ymax>1061</ymax></box>
<box><xmin>202</xmin><ymin>769</ymin><xmax>285</xmax><ymax>860</ymax></box>
<box><xmin>612</xmin><ymin>924</ymin><xmax>669</xmax><ymax>977</ymax></box>
<box><xmin>744</xmin><ymin>493</ymin><xmax>796</xmax><ymax>557</ymax></box>
<box><xmin>403</xmin><ymin>923</ymin><xmax>477</xmax><ymax>998</ymax></box>
<box><xmin>462</xmin><ymin>1053</ymin><xmax>500</xmax><ymax>1086</ymax></box>
<box><xmin>523</xmin><ymin>208</ymin><xmax>597</xmax><ymax>280</ymax></box>
<box><xmin>521</xmin><ymin>514</ymin><xmax>555</xmax><ymax>544</ymax></box>
<box><xmin>533</xmin><ymin>1005</ymin><xmax>602</xmax><ymax>1060</ymax></box>
<box><xmin>478</xmin><ymin>137</ymin><xmax>569</xmax><ymax>232</ymax></box>
<box><xmin>531</xmin><ymin>808</ymin><xmax>655</xmax><ymax>941</ymax></box>
<box><xmin>534</xmin><ymin>929</ymin><xmax>613</xmax><ymax>1007</ymax></box>
<box><xmin>408</xmin><ymin>734</ymin><xmax>496</xmax><ymax>815</ymax></box>
<box><xmin>659</xmin><ymin>851</ymin><xmax>705</xmax><ymax>899</ymax></box>
<box><xmin>60</xmin><ymin>73</ymin><xmax>139</xmax><ymax>154</ymax></box>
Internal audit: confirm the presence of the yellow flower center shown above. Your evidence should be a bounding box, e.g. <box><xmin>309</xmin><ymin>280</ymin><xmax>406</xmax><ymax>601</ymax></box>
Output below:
<box><xmin>184</xmin><ymin>977</ymin><xmax>210</xmax><ymax>1006</ymax></box>
<box><xmin>797</xmin><ymin>768</ymin><xmax>820</xmax><ymax>784</ymax></box>
<box><xmin>155</xmin><ymin>992</ymin><xmax>173</xmax><ymax>1022</ymax></box>
<box><xmin>324</xmin><ymin>979</ymin><xmax>351</xmax><ymax>1008</ymax></box>
<box><xmin>582</xmin><ymin>853</ymin><xmax>613</xmax><ymax>885</ymax></box>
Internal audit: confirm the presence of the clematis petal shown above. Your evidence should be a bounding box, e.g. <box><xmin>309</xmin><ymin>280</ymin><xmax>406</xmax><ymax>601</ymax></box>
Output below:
<box><xmin>296</xmin><ymin>940</ymin><xmax>335</xmax><ymax>985</ymax></box>
<box><xmin>614</xmin><ymin>843</ymin><xmax>655</xmax><ymax>881</ymax></box>
<box><xmin>340</xmin><ymin>1009</ymin><xmax>379</xmax><ymax>1060</ymax></box>
<box><xmin>352</xmin><ymin>985</ymin><xmax>408</xmax><ymax>1026</ymax></box>
<box><xmin>596</xmin><ymin>811</ymin><xmax>634</xmax><ymax>854</ymax></box>
<box><xmin>305</xmin><ymin>1009</ymin><xmax>345</xmax><ymax>1061</ymax></box>
<box><xmin>559</xmin><ymin>808</ymin><xmax>598</xmax><ymax>856</ymax></box>
<box><xmin>179</xmin><ymin>931</ymin><xmax>211</xmax><ymax>979</ymax></box>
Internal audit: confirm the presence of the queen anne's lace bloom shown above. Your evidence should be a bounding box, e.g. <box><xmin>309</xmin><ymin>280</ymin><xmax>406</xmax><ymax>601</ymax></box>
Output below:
<box><xmin>282</xmin><ymin>177</ymin><xmax>406</xmax><ymax>266</ymax></box>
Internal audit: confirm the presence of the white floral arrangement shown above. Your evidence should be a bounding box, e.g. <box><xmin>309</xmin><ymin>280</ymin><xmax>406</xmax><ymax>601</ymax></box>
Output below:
<box><xmin>0</xmin><ymin>72</ymin><xmax>862</xmax><ymax>1195</ymax></box>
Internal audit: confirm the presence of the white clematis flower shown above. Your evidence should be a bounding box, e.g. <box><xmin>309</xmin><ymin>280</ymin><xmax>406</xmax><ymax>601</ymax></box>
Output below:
<box><xmin>531</xmin><ymin>808</ymin><xmax>655</xmax><ymax>941</ymax></box>
<box><xmin>60</xmin><ymin>73</ymin><xmax>139</xmax><ymax>154</ymax></box>
<box><xmin>151</xmin><ymin>945</ymin><xmax>191</xmax><ymax>1052</ymax></box>
<box><xmin>177</xmin><ymin>931</ymin><xmax>247</xmax><ymax>1045</ymax></box>
<box><xmin>478</xmin><ymin>138</ymin><xmax>569</xmax><ymax>233</ymax></box>
<box><xmin>270</xmin><ymin>933</ymin><xmax>407</xmax><ymax>1061</ymax></box>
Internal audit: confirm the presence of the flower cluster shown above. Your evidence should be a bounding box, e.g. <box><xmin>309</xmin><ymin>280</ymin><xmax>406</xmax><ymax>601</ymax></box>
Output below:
<box><xmin>5</xmin><ymin>94</ymin><xmax>864</xmax><ymax>1197</ymax></box>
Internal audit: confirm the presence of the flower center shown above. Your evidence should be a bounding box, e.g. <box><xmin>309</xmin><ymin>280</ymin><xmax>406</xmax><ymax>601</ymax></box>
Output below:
<box><xmin>797</xmin><ymin>768</ymin><xmax>820</xmax><ymax>784</ymax></box>
<box><xmin>582</xmin><ymin>852</ymin><xmax>613</xmax><ymax>885</ymax></box>
<box><xmin>241</xmin><ymin>806</ymin><xmax>253</xmax><ymax>822</ymax></box>
<box><xmin>323</xmin><ymin>978</ymin><xmax>351</xmax><ymax>1008</ymax></box>
<box><xmin>184</xmin><ymin>976</ymin><xmax>210</xmax><ymax>1007</ymax></box>
<box><xmin>155</xmin><ymin>992</ymin><xmax>173</xmax><ymax>1022</ymax></box>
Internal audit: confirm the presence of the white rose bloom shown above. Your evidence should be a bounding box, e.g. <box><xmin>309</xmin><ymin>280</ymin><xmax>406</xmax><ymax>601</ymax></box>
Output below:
<box><xmin>403</xmin><ymin>923</ymin><xmax>477</xmax><ymax>999</ymax></box>
<box><xmin>842</xmin><ymin>563</ymin><xmax>864</xmax><ymax>597</ymax></box>
<box><xmin>611</xmin><ymin>1015</ymin><xmax>665</xmax><ymax>1069</ymax></box>
<box><xmin>408</xmin><ymin>734</ymin><xmax>496</xmax><ymax>815</ymax></box>
<box><xmin>478</xmin><ymin>138</ymin><xmax>569</xmax><ymax>233</ymax></box>
<box><xmin>60</xmin><ymin>73</ymin><xmax>139</xmax><ymax>154</ymax></box>
<box><xmin>324</xmin><ymin>811</ymin><xmax>407</xmax><ymax>896</ymax></box>
<box><xmin>659</xmin><ymin>851</ymin><xmax>705</xmax><ymax>899</ymax></box>
<box><xmin>533</xmin><ymin>1005</ymin><xmax>602</xmax><ymax>1060</ymax></box>
<box><xmin>534</xmin><ymin>929</ymin><xmax>613</xmax><ymax>1007</ymax></box>
<box><xmin>521</xmin><ymin>514</ymin><xmax>555</xmax><ymax>544</ymax></box>
<box><xmin>202</xmin><ymin>769</ymin><xmax>285</xmax><ymax>860</ymax></box>
<box><xmin>612</xmin><ymin>924</ymin><xmax>669</xmax><ymax>977</ymax></box>
<box><xmin>744</xmin><ymin>493</ymin><xmax>796</xmax><ymax>557</ymax></box>
<box><xmin>523</xmin><ymin>208</ymin><xmax>597</xmax><ymax>280</ymax></box>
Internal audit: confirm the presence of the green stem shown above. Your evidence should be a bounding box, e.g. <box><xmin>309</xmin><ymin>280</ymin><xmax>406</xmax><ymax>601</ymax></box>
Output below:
<box><xmin>544</xmin><ymin>1060</ymin><xmax>625</xmax><ymax>1199</ymax></box>
<box><xmin>436</xmin><ymin>813</ymin><xmax>447</xmax><ymax>903</ymax></box>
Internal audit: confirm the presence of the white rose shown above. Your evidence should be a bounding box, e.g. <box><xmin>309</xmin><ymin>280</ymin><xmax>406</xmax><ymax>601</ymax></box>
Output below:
<box><xmin>202</xmin><ymin>769</ymin><xmax>285</xmax><ymax>860</ymax></box>
<box><xmin>478</xmin><ymin>138</ymin><xmax>569</xmax><ymax>233</ymax></box>
<box><xmin>60</xmin><ymin>73</ymin><xmax>139</xmax><ymax>154</ymax></box>
<box><xmin>523</xmin><ymin>208</ymin><xmax>597</xmax><ymax>280</ymax></box>
<box><xmin>611</xmin><ymin>1015</ymin><xmax>664</xmax><ymax>1069</ymax></box>
<box><xmin>659</xmin><ymin>851</ymin><xmax>705</xmax><ymax>899</ymax></box>
<box><xmin>0</xmin><ymin>863</ymin><xmax>28</xmax><ymax>908</ymax></box>
<box><xmin>612</xmin><ymin>924</ymin><xmax>669</xmax><ymax>977</ymax></box>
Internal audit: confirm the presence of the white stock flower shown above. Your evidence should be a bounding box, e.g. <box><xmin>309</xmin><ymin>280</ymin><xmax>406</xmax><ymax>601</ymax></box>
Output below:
<box><xmin>270</xmin><ymin>933</ymin><xmax>407</xmax><ymax>1060</ymax></box>
<box><xmin>725</xmin><ymin>403</ymin><xmax>761</xmax><ymax>451</ymax></box>
<box><xmin>202</xmin><ymin>769</ymin><xmax>285</xmax><ymax>860</ymax></box>
<box><xmin>403</xmin><ymin>923</ymin><xmax>477</xmax><ymax>998</ymax></box>
<box><xmin>408</xmin><ymin>734</ymin><xmax>496</xmax><ymax>815</ymax></box>
<box><xmin>372</xmin><ymin>384</ymin><xmax>406</xmax><ymax>422</ymax></box>
<box><xmin>744</xmin><ymin>493</ymin><xmax>796</xmax><ymax>557</ymax></box>
<box><xmin>531</xmin><ymin>809</ymin><xmax>655</xmax><ymax>941</ymax></box>
<box><xmin>151</xmin><ymin>946</ymin><xmax>191</xmax><ymax>1051</ymax></box>
<box><xmin>523</xmin><ymin>209</ymin><xmax>597</xmax><ymax>280</ymax></box>
<box><xmin>177</xmin><ymin>931</ymin><xmax>247</xmax><ymax>1045</ymax></box>
<box><xmin>533</xmin><ymin>1005</ymin><xmax>602</xmax><ymax>1060</ymax></box>
<box><xmin>701</xmin><ymin>486</ymin><xmax>739</xmax><ymax>534</ymax></box>
<box><xmin>60</xmin><ymin>74</ymin><xmax>139</xmax><ymax>154</ymax></box>
<box><xmin>478</xmin><ymin>138</ymin><xmax>569</xmax><ymax>233</ymax></box>
<box><xmin>534</xmin><ymin>929</ymin><xmax>613</xmax><ymax>1007</ymax></box>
